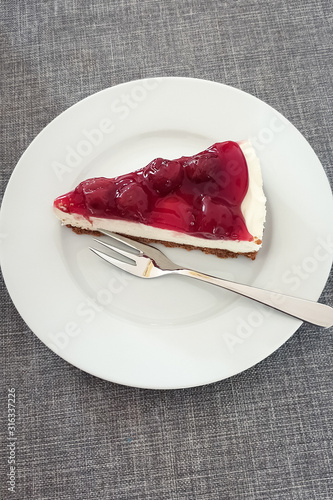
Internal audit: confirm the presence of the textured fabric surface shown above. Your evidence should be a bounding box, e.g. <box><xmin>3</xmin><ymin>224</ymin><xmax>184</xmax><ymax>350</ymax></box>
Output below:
<box><xmin>1</xmin><ymin>1</ymin><xmax>332</xmax><ymax>499</ymax></box>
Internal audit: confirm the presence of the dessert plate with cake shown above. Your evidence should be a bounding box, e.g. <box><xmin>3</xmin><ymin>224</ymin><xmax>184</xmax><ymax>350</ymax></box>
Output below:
<box><xmin>1</xmin><ymin>77</ymin><xmax>332</xmax><ymax>389</ymax></box>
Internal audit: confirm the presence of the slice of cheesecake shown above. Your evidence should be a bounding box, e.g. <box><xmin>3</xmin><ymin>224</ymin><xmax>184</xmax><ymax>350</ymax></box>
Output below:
<box><xmin>53</xmin><ymin>140</ymin><xmax>266</xmax><ymax>259</ymax></box>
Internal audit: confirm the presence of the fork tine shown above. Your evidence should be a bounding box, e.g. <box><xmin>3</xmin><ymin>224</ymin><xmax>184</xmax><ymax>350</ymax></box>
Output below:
<box><xmin>93</xmin><ymin>238</ymin><xmax>139</xmax><ymax>261</ymax></box>
<box><xmin>89</xmin><ymin>247</ymin><xmax>137</xmax><ymax>274</ymax></box>
<box><xmin>97</xmin><ymin>230</ymin><xmax>149</xmax><ymax>255</ymax></box>
<box><xmin>95</xmin><ymin>229</ymin><xmax>181</xmax><ymax>273</ymax></box>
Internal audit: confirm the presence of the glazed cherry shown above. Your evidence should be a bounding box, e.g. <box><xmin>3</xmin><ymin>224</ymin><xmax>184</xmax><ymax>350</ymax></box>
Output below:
<box><xmin>150</xmin><ymin>195</ymin><xmax>195</xmax><ymax>232</ymax></box>
<box><xmin>184</xmin><ymin>153</ymin><xmax>220</xmax><ymax>183</ymax></box>
<box><xmin>116</xmin><ymin>183</ymin><xmax>148</xmax><ymax>218</ymax></box>
<box><xmin>81</xmin><ymin>178</ymin><xmax>118</xmax><ymax>214</ymax></box>
<box><xmin>144</xmin><ymin>158</ymin><xmax>183</xmax><ymax>195</ymax></box>
<box><xmin>196</xmin><ymin>196</ymin><xmax>234</xmax><ymax>238</ymax></box>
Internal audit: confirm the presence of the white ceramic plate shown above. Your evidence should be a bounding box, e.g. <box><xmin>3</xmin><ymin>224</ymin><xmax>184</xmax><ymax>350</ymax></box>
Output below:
<box><xmin>1</xmin><ymin>77</ymin><xmax>332</xmax><ymax>389</ymax></box>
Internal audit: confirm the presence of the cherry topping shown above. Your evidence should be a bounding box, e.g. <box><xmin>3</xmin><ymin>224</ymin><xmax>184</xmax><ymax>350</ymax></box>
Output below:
<box><xmin>150</xmin><ymin>195</ymin><xmax>195</xmax><ymax>232</ymax></box>
<box><xmin>196</xmin><ymin>196</ymin><xmax>234</xmax><ymax>238</ymax></box>
<box><xmin>54</xmin><ymin>141</ymin><xmax>253</xmax><ymax>242</ymax></box>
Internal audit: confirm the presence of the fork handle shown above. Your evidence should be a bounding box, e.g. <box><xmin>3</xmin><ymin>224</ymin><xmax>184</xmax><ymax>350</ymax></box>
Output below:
<box><xmin>177</xmin><ymin>269</ymin><xmax>333</xmax><ymax>328</ymax></box>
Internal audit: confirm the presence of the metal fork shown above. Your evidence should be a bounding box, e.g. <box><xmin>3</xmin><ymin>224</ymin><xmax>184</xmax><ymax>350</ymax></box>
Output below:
<box><xmin>90</xmin><ymin>230</ymin><xmax>333</xmax><ymax>328</ymax></box>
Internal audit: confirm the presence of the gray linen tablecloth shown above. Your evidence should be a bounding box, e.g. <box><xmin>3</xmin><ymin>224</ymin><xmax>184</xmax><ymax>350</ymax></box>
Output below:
<box><xmin>1</xmin><ymin>1</ymin><xmax>332</xmax><ymax>499</ymax></box>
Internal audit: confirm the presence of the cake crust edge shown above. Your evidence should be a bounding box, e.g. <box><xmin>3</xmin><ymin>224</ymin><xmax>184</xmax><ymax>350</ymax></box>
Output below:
<box><xmin>68</xmin><ymin>225</ymin><xmax>258</xmax><ymax>260</ymax></box>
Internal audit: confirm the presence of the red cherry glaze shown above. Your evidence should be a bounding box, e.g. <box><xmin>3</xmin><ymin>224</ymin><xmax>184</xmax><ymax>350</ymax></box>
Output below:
<box><xmin>54</xmin><ymin>141</ymin><xmax>252</xmax><ymax>241</ymax></box>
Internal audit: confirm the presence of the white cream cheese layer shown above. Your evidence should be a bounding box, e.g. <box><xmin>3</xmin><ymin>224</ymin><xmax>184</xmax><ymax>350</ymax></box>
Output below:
<box><xmin>238</xmin><ymin>141</ymin><xmax>266</xmax><ymax>247</ymax></box>
<box><xmin>54</xmin><ymin>141</ymin><xmax>266</xmax><ymax>254</ymax></box>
